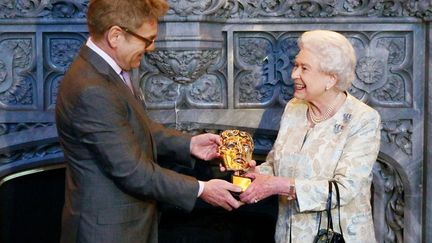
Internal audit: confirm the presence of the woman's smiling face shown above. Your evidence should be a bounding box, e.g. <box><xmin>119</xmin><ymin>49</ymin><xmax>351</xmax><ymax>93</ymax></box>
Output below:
<box><xmin>291</xmin><ymin>48</ymin><xmax>334</xmax><ymax>102</ymax></box>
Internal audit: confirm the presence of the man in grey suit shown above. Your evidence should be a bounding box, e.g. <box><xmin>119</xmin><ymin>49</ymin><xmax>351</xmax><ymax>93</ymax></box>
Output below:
<box><xmin>55</xmin><ymin>0</ymin><xmax>242</xmax><ymax>242</ymax></box>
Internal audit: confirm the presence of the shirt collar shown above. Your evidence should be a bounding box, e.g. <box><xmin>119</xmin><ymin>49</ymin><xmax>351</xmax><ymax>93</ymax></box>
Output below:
<box><xmin>86</xmin><ymin>38</ymin><xmax>123</xmax><ymax>77</ymax></box>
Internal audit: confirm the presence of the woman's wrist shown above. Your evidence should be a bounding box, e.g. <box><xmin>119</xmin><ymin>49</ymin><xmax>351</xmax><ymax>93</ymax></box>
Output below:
<box><xmin>274</xmin><ymin>177</ymin><xmax>295</xmax><ymax>198</ymax></box>
<box><xmin>287</xmin><ymin>178</ymin><xmax>296</xmax><ymax>200</ymax></box>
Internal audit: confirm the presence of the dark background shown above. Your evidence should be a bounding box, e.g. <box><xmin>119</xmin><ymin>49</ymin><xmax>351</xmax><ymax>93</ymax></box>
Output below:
<box><xmin>0</xmin><ymin>160</ymin><xmax>277</xmax><ymax>243</ymax></box>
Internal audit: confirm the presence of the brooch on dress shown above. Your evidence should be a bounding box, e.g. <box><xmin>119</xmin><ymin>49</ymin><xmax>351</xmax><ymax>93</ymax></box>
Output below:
<box><xmin>334</xmin><ymin>113</ymin><xmax>352</xmax><ymax>134</ymax></box>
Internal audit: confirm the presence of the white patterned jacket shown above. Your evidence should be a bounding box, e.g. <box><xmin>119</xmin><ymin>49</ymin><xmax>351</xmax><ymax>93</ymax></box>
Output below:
<box><xmin>257</xmin><ymin>93</ymin><xmax>381</xmax><ymax>243</ymax></box>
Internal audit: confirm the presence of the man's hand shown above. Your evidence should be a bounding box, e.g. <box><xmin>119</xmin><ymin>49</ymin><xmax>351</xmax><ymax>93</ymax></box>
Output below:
<box><xmin>200</xmin><ymin>179</ymin><xmax>242</xmax><ymax>211</ymax></box>
<box><xmin>190</xmin><ymin>133</ymin><xmax>221</xmax><ymax>161</ymax></box>
<box><xmin>219</xmin><ymin>160</ymin><xmax>257</xmax><ymax>172</ymax></box>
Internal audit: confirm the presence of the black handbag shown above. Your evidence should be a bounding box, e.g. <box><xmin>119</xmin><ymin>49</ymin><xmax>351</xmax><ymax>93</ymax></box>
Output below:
<box><xmin>313</xmin><ymin>181</ymin><xmax>345</xmax><ymax>243</ymax></box>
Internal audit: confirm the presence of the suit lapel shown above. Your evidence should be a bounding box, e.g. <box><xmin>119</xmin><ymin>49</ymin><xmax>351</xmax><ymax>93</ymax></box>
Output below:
<box><xmin>79</xmin><ymin>45</ymin><xmax>129</xmax><ymax>92</ymax></box>
<box><xmin>79</xmin><ymin>45</ymin><xmax>158</xmax><ymax>162</ymax></box>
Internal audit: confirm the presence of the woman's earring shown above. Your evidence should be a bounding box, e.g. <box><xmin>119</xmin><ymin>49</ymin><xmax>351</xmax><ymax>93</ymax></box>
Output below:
<box><xmin>325</xmin><ymin>86</ymin><xmax>329</xmax><ymax>91</ymax></box>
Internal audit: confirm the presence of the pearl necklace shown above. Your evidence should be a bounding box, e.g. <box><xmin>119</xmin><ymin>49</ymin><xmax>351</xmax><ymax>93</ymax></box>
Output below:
<box><xmin>308</xmin><ymin>93</ymin><xmax>341</xmax><ymax>125</ymax></box>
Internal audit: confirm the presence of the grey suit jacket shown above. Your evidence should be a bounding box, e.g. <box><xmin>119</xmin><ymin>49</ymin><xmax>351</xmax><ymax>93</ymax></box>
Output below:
<box><xmin>55</xmin><ymin>45</ymin><xmax>199</xmax><ymax>243</ymax></box>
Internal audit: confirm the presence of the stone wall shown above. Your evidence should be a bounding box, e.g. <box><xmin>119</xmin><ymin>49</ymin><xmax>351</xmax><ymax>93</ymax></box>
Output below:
<box><xmin>0</xmin><ymin>1</ymin><xmax>431</xmax><ymax>242</ymax></box>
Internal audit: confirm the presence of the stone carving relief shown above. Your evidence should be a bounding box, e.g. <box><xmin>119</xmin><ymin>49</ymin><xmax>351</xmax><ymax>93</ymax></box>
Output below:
<box><xmin>142</xmin><ymin>50</ymin><xmax>224</xmax><ymax>108</ymax></box>
<box><xmin>235</xmin><ymin>34</ymin><xmax>298</xmax><ymax>107</ymax></box>
<box><xmin>188</xmin><ymin>74</ymin><xmax>223</xmax><ymax>104</ymax></box>
<box><xmin>0</xmin><ymin>122</ymin><xmax>59</xmax><ymax>165</ymax></box>
<box><xmin>168</xmin><ymin>0</ymin><xmax>213</xmax><ymax>16</ymax></box>
<box><xmin>0</xmin><ymin>37</ymin><xmax>35</xmax><ymax>108</ymax></box>
<box><xmin>166</xmin><ymin>0</ymin><xmax>432</xmax><ymax>19</ymax></box>
<box><xmin>144</xmin><ymin>75</ymin><xmax>179</xmax><ymax>107</ymax></box>
<box><xmin>49</xmin><ymin>38</ymin><xmax>82</xmax><ymax>70</ymax></box>
<box><xmin>0</xmin><ymin>122</ymin><xmax>53</xmax><ymax>136</ymax></box>
<box><xmin>146</xmin><ymin>50</ymin><xmax>220</xmax><ymax>84</ymax></box>
<box><xmin>373</xmin><ymin>159</ymin><xmax>404</xmax><ymax>242</ymax></box>
<box><xmin>0</xmin><ymin>0</ymin><xmax>88</xmax><ymax>18</ymax></box>
<box><xmin>47</xmin><ymin>74</ymin><xmax>62</xmax><ymax>109</ymax></box>
<box><xmin>0</xmin><ymin>143</ymin><xmax>62</xmax><ymax>164</ymax></box>
<box><xmin>45</xmin><ymin>35</ymin><xmax>85</xmax><ymax>109</ymax></box>
<box><xmin>1</xmin><ymin>0</ymin><xmax>429</xmax><ymax>19</ymax></box>
<box><xmin>234</xmin><ymin>31</ymin><xmax>412</xmax><ymax>108</ymax></box>
<box><xmin>381</xmin><ymin>119</ymin><xmax>412</xmax><ymax>156</ymax></box>
<box><xmin>350</xmin><ymin>33</ymin><xmax>411</xmax><ymax>107</ymax></box>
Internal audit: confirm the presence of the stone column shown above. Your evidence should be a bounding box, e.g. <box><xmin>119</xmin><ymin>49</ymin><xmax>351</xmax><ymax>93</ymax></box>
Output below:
<box><xmin>424</xmin><ymin>16</ymin><xmax>432</xmax><ymax>243</ymax></box>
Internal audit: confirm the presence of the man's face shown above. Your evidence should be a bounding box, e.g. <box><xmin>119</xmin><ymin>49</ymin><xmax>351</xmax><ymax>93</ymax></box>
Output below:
<box><xmin>116</xmin><ymin>19</ymin><xmax>158</xmax><ymax>71</ymax></box>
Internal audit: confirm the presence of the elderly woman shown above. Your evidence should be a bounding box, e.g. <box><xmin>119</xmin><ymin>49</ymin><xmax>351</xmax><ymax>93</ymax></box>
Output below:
<box><xmin>240</xmin><ymin>30</ymin><xmax>381</xmax><ymax>242</ymax></box>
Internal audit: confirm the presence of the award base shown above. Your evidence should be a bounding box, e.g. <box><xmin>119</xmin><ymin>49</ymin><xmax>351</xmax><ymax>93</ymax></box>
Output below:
<box><xmin>231</xmin><ymin>174</ymin><xmax>251</xmax><ymax>199</ymax></box>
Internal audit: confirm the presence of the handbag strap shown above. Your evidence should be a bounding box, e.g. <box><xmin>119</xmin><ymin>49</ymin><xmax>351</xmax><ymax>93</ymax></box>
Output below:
<box><xmin>316</xmin><ymin>181</ymin><xmax>333</xmax><ymax>235</ymax></box>
<box><xmin>326</xmin><ymin>181</ymin><xmax>334</xmax><ymax>232</ymax></box>
<box><xmin>316</xmin><ymin>181</ymin><xmax>345</xmax><ymax>237</ymax></box>
<box><xmin>332</xmin><ymin>180</ymin><xmax>344</xmax><ymax>237</ymax></box>
<box><xmin>289</xmin><ymin>214</ymin><xmax>292</xmax><ymax>243</ymax></box>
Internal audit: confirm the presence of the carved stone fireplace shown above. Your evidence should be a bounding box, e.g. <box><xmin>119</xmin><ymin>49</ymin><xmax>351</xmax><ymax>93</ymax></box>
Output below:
<box><xmin>0</xmin><ymin>1</ymin><xmax>431</xmax><ymax>242</ymax></box>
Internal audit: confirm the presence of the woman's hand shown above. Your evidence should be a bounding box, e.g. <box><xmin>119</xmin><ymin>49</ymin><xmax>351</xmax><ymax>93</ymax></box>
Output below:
<box><xmin>240</xmin><ymin>173</ymin><xmax>293</xmax><ymax>204</ymax></box>
<box><xmin>239</xmin><ymin>172</ymin><xmax>276</xmax><ymax>204</ymax></box>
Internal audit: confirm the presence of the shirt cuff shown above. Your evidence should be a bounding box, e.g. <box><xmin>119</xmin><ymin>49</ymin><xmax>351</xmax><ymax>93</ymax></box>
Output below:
<box><xmin>197</xmin><ymin>180</ymin><xmax>205</xmax><ymax>197</ymax></box>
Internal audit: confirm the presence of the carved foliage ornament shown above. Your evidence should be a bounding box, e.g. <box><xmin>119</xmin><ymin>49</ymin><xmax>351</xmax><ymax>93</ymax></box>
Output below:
<box><xmin>143</xmin><ymin>73</ymin><xmax>224</xmax><ymax>108</ymax></box>
<box><xmin>0</xmin><ymin>39</ymin><xmax>34</xmax><ymax>107</ymax></box>
<box><xmin>350</xmin><ymin>34</ymin><xmax>409</xmax><ymax>106</ymax></box>
<box><xmin>142</xmin><ymin>50</ymin><xmax>224</xmax><ymax>108</ymax></box>
<box><xmin>47</xmin><ymin>37</ymin><xmax>84</xmax><ymax>108</ymax></box>
<box><xmin>236</xmin><ymin>32</ymin><xmax>410</xmax><ymax>108</ymax></box>
<box><xmin>0</xmin><ymin>123</ymin><xmax>58</xmax><ymax>165</ymax></box>
<box><xmin>189</xmin><ymin>75</ymin><xmax>222</xmax><ymax>103</ymax></box>
<box><xmin>381</xmin><ymin>119</ymin><xmax>412</xmax><ymax>155</ymax></box>
<box><xmin>146</xmin><ymin>50</ymin><xmax>220</xmax><ymax>85</ymax></box>
<box><xmin>236</xmin><ymin>35</ymin><xmax>297</xmax><ymax>106</ymax></box>
<box><xmin>145</xmin><ymin>75</ymin><xmax>179</xmax><ymax>103</ymax></box>
<box><xmin>1</xmin><ymin>0</ymin><xmax>430</xmax><ymax>19</ymax></box>
<box><xmin>373</xmin><ymin>160</ymin><xmax>404</xmax><ymax>242</ymax></box>
<box><xmin>0</xmin><ymin>122</ymin><xmax>53</xmax><ymax>136</ymax></box>
<box><xmin>0</xmin><ymin>0</ymin><xmax>88</xmax><ymax>18</ymax></box>
<box><xmin>0</xmin><ymin>143</ymin><xmax>62</xmax><ymax>164</ymax></box>
<box><xmin>166</xmin><ymin>0</ymin><xmax>432</xmax><ymax>19</ymax></box>
<box><xmin>50</xmin><ymin>39</ymin><xmax>82</xmax><ymax>70</ymax></box>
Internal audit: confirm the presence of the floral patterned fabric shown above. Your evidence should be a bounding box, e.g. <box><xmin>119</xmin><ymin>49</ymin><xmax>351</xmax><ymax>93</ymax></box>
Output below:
<box><xmin>257</xmin><ymin>93</ymin><xmax>381</xmax><ymax>243</ymax></box>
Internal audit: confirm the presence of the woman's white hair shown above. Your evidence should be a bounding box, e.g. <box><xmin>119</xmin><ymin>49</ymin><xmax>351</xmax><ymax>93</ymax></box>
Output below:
<box><xmin>298</xmin><ymin>30</ymin><xmax>356</xmax><ymax>91</ymax></box>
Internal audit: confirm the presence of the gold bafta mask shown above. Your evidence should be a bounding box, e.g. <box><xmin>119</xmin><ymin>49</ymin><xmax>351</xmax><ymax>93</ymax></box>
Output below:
<box><xmin>219</xmin><ymin>130</ymin><xmax>254</xmax><ymax>172</ymax></box>
<box><xmin>219</xmin><ymin>130</ymin><xmax>254</xmax><ymax>192</ymax></box>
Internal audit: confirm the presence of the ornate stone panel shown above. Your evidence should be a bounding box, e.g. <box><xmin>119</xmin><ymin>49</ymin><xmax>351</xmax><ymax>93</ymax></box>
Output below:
<box><xmin>0</xmin><ymin>142</ymin><xmax>61</xmax><ymax>165</ymax></box>
<box><xmin>0</xmin><ymin>33</ymin><xmax>36</xmax><ymax>110</ymax></box>
<box><xmin>349</xmin><ymin>32</ymin><xmax>412</xmax><ymax>107</ymax></box>
<box><xmin>232</xmin><ymin>30</ymin><xmax>414</xmax><ymax>109</ymax></box>
<box><xmin>141</xmin><ymin>49</ymin><xmax>227</xmax><ymax>109</ymax></box>
<box><xmin>0</xmin><ymin>0</ymin><xmax>88</xmax><ymax>18</ymax></box>
<box><xmin>44</xmin><ymin>33</ymin><xmax>86</xmax><ymax>110</ymax></box>
<box><xmin>373</xmin><ymin>158</ymin><xmax>405</xmax><ymax>243</ymax></box>
<box><xmin>166</xmin><ymin>0</ymin><xmax>432</xmax><ymax>19</ymax></box>
<box><xmin>234</xmin><ymin>32</ymin><xmax>298</xmax><ymax>108</ymax></box>
<box><xmin>381</xmin><ymin>119</ymin><xmax>413</xmax><ymax>156</ymax></box>
<box><xmin>0</xmin><ymin>122</ymin><xmax>52</xmax><ymax>136</ymax></box>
